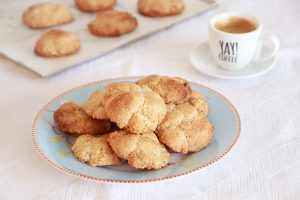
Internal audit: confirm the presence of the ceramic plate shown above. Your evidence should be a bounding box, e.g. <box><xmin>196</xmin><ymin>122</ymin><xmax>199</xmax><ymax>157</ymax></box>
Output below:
<box><xmin>32</xmin><ymin>77</ymin><xmax>241</xmax><ymax>183</ymax></box>
<box><xmin>190</xmin><ymin>42</ymin><xmax>276</xmax><ymax>79</ymax></box>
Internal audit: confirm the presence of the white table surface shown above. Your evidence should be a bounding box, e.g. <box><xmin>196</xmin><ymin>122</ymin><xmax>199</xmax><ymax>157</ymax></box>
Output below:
<box><xmin>1</xmin><ymin>0</ymin><xmax>299</xmax><ymax>199</ymax></box>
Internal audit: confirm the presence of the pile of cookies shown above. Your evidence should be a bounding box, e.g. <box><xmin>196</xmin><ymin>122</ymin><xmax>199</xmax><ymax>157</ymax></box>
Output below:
<box><xmin>54</xmin><ymin>75</ymin><xmax>214</xmax><ymax>170</ymax></box>
<box><xmin>22</xmin><ymin>0</ymin><xmax>185</xmax><ymax>57</ymax></box>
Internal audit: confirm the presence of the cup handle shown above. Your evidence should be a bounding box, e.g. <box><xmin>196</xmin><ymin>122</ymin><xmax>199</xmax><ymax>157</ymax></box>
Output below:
<box><xmin>254</xmin><ymin>35</ymin><xmax>280</xmax><ymax>62</ymax></box>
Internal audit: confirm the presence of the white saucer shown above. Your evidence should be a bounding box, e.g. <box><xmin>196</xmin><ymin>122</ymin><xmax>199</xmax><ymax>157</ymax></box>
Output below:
<box><xmin>190</xmin><ymin>41</ymin><xmax>277</xmax><ymax>79</ymax></box>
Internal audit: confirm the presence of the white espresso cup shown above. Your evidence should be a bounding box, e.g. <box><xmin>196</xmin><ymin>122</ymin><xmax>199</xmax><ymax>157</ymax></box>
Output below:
<box><xmin>209</xmin><ymin>12</ymin><xmax>280</xmax><ymax>71</ymax></box>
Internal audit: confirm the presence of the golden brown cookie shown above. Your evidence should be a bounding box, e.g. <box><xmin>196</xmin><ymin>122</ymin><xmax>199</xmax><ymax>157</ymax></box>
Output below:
<box><xmin>22</xmin><ymin>3</ymin><xmax>73</xmax><ymax>29</ymax></box>
<box><xmin>188</xmin><ymin>91</ymin><xmax>209</xmax><ymax>116</ymax></box>
<box><xmin>35</xmin><ymin>30</ymin><xmax>81</xmax><ymax>57</ymax></box>
<box><xmin>82</xmin><ymin>89</ymin><xmax>108</xmax><ymax>120</ymax></box>
<box><xmin>82</xmin><ymin>82</ymin><xmax>141</xmax><ymax>120</ymax></box>
<box><xmin>105</xmin><ymin>85</ymin><xmax>166</xmax><ymax>134</ymax></box>
<box><xmin>88</xmin><ymin>10</ymin><xmax>138</xmax><ymax>37</ymax></box>
<box><xmin>54</xmin><ymin>102</ymin><xmax>111</xmax><ymax>135</ymax></box>
<box><xmin>156</xmin><ymin>91</ymin><xmax>212</xmax><ymax>154</ymax></box>
<box><xmin>75</xmin><ymin>0</ymin><xmax>116</xmax><ymax>12</ymax></box>
<box><xmin>72</xmin><ymin>134</ymin><xmax>123</xmax><ymax>166</ymax></box>
<box><xmin>137</xmin><ymin>0</ymin><xmax>184</xmax><ymax>17</ymax></box>
<box><xmin>107</xmin><ymin>130</ymin><xmax>169</xmax><ymax>169</ymax></box>
<box><xmin>137</xmin><ymin>75</ymin><xmax>192</xmax><ymax>104</ymax></box>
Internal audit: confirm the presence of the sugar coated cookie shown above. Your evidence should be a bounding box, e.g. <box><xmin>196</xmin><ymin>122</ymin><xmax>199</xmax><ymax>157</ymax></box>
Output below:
<box><xmin>88</xmin><ymin>10</ymin><xmax>137</xmax><ymax>37</ymax></box>
<box><xmin>75</xmin><ymin>0</ymin><xmax>116</xmax><ymax>12</ymax></box>
<box><xmin>22</xmin><ymin>3</ymin><xmax>73</xmax><ymax>29</ymax></box>
<box><xmin>35</xmin><ymin>30</ymin><xmax>81</xmax><ymax>57</ymax></box>
<box><xmin>137</xmin><ymin>0</ymin><xmax>184</xmax><ymax>17</ymax></box>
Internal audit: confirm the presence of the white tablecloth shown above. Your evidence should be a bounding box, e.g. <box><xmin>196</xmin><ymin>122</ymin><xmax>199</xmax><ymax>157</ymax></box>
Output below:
<box><xmin>1</xmin><ymin>0</ymin><xmax>299</xmax><ymax>199</ymax></box>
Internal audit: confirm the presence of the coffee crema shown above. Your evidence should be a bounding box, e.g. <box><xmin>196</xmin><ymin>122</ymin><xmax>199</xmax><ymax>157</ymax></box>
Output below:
<box><xmin>215</xmin><ymin>17</ymin><xmax>256</xmax><ymax>34</ymax></box>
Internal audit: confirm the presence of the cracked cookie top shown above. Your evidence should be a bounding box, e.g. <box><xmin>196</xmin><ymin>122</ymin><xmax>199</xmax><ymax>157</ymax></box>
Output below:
<box><xmin>137</xmin><ymin>0</ymin><xmax>184</xmax><ymax>17</ymax></box>
<box><xmin>105</xmin><ymin>85</ymin><xmax>166</xmax><ymax>134</ymax></box>
<box><xmin>82</xmin><ymin>82</ymin><xmax>141</xmax><ymax>120</ymax></box>
<box><xmin>72</xmin><ymin>134</ymin><xmax>123</xmax><ymax>167</ymax></box>
<box><xmin>88</xmin><ymin>10</ymin><xmax>138</xmax><ymax>37</ymax></box>
<box><xmin>22</xmin><ymin>3</ymin><xmax>73</xmax><ymax>29</ymax></box>
<box><xmin>156</xmin><ymin>91</ymin><xmax>212</xmax><ymax>154</ymax></box>
<box><xmin>137</xmin><ymin>74</ymin><xmax>192</xmax><ymax>104</ymax></box>
<box><xmin>107</xmin><ymin>130</ymin><xmax>169</xmax><ymax>169</ymax></box>
<box><xmin>75</xmin><ymin>0</ymin><xmax>116</xmax><ymax>12</ymax></box>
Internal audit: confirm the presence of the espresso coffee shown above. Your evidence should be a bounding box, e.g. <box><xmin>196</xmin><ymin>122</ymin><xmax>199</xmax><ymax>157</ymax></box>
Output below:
<box><xmin>215</xmin><ymin>17</ymin><xmax>256</xmax><ymax>33</ymax></box>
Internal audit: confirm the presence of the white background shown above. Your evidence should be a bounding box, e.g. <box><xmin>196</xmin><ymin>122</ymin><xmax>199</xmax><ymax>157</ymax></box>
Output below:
<box><xmin>0</xmin><ymin>0</ymin><xmax>299</xmax><ymax>199</ymax></box>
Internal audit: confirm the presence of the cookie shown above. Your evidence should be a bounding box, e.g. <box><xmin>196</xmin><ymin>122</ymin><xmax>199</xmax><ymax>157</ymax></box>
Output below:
<box><xmin>82</xmin><ymin>82</ymin><xmax>141</xmax><ymax>120</ymax></box>
<box><xmin>35</xmin><ymin>30</ymin><xmax>81</xmax><ymax>57</ymax></box>
<box><xmin>82</xmin><ymin>89</ymin><xmax>108</xmax><ymax>120</ymax></box>
<box><xmin>75</xmin><ymin>0</ymin><xmax>116</xmax><ymax>12</ymax></box>
<box><xmin>72</xmin><ymin>134</ymin><xmax>123</xmax><ymax>167</ymax></box>
<box><xmin>88</xmin><ymin>10</ymin><xmax>138</xmax><ymax>37</ymax></box>
<box><xmin>107</xmin><ymin>130</ymin><xmax>169</xmax><ymax>169</ymax></box>
<box><xmin>156</xmin><ymin>91</ymin><xmax>212</xmax><ymax>154</ymax></box>
<box><xmin>105</xmin><ymin>85</ymin><xmax>166</xmax><ymax>134</ymax></box>
<box><xmin>137</xmin><ymin>0</ymin><xmax>184</xmax><ymax>17</ymax></box>
<box><xmin>54</xmin><ymin>102</ymin><xmax>111</xmax><ymax>135</ymax></box>
<box><xmin>137</xmin><ymin>75</ymin><xmax>192</xmax><ymax>104</ymax></box>
<box><xmin>22</xmin><ymin>3</ymin><xmax>73</xmax><ymax>29</ymax></box>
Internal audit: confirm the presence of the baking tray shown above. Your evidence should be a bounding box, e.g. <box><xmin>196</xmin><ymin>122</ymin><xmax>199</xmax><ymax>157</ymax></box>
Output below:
<box><xmin>0</xmin><ymin>0</ymin><xmax>218</xmax><ymax>77</ymax></box>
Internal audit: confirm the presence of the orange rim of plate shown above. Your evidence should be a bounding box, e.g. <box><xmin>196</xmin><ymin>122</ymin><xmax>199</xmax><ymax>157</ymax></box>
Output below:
<box><xmin>32</xmin><ymin>76</ymin><xmax>241</xmax><ymax>184</ymax></box>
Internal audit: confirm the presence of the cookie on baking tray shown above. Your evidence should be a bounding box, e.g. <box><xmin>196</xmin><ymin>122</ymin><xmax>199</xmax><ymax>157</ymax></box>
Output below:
<box><xmin>105</xmin><ymin>84</ymin><xmax>166</xmax><ymax>134</ymax></box>
<box><xmin>107</xmin><ymin>130</ymin><xmax>170</xmax><ymax>169</ymax></box>
<box><xmin>34</xmin><ymin>30</ymin><xmax>81</xmax><ymax>57</ymax></box>
<box><xmin>75</xmin><ymin>0</ymin><xmax>116</xmax><ymax>12</ymax></box>
<box><xmin>54</xmin><ymin>102</ymin><xmax>111</xmax><ymax>135</ymax></box>
<box><xmin>22</xmin><ymin>3</ymin><xmax>73</xmax><ymax>29</ymax></box>
<box><xmin>88</xmin><ymin>10</ymin><xmax>138</xmax><ymax>37</ymax></box>
<box><xmin>156</xmin><ymin>91</ymin><xmax>213</xmax><ymax>154</ymax></box>
<box><xmin>136</xmin><ymin>75</ymin><xmax>192</xmax><ymax>104</ymax></box>
<box><xmin>137</xmin><ymin>0</ymin><xmax>184</xmax><ymax>17</ymax></box>
<box><xmin>72</xmin><ymin>134</ymin><xmax>123</xmax><ymax>167</ymax></box>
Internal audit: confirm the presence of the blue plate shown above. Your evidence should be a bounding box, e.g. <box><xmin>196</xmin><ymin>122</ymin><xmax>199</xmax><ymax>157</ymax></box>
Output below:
<box><xmin>32</xmin><ymin>77</ymin><xmax>241</xmax><ymax>183</ymax></box>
